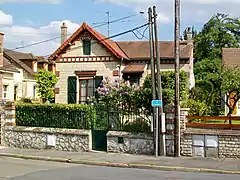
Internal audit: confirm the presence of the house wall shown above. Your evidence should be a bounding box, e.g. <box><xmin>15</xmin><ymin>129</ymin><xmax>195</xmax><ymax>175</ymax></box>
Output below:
<box><xmin>62</xmin><ymin>40</ymin><xmax>111</xmax><ymax>57</ymax></box>
<box><xmin>2</xmin><ymin>68</ymin><xmax>37</xmax><ymax>101</ymax></box>
<box><xmin>55</xmin><ymin>61</ymin><xmax>120</xmax><ymax>104</ymax></box>
<box><xmin>55</xmin><ymin>36</ymin><xmax>120</xmax><ymax>104</ymax></box>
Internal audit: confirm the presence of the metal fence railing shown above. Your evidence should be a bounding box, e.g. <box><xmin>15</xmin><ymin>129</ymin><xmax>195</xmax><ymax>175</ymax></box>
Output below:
<box><xmin>16</xmin><ymin>103</ymin><xmax>152</xmax><ymax>133</ymax></box>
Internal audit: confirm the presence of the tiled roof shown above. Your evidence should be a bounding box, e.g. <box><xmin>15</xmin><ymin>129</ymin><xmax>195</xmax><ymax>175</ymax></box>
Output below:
<box><xmin>0</xmin><ymin>56</ymin><xmax>19</xmax><ymax>73</ymax></box>
<box><xmin>3</xmin><ymin>49</ymin><xmax>35</xmax><ymax>75</ymax></box>
<box><xmin>49</xmin><ymin>22</ymin><xmax>129</xmax><ymax>61</ymax></box>
<box><xmin>222</xmin><ymin>48</ymin><xmax>240</xmax><ymax>67</ymax></box>
<box><xmin>116</xmin><ymin>41</ymin><xmax>192</xmax><ymax>60</ymax></box>
<box><xmin>122</xmin><ymin>64</ymin><xmax>146</xmax><ymax>74</ymax></box>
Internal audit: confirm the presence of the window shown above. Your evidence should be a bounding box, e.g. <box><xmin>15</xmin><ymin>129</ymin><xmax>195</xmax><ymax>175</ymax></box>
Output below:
<box><xmin>79</xmin><ymin>76</ymin><xmax>103</xmax><ymax>104</ymax></box>
<box><xmin>33</xmin><ymin>85</ymin><xmax>37</xmax><ymax>98</ymax></box>
<box><xmin>79</xmin><ymin>79</ymin><xmax>94</xmax><ymax>104</ymax></box>
<box><xmin>14</xmin><ymin>86</ymin><xmax>18</xmax><ymax>101</ymax></box>
<box><xmin>83</xmin><ymin>40</ymin><xmax>91</xmax><ymax>55</ymax></box>
<box><xmin>3</xmin><ymin>85</ymin><xmax>8</xmax><ymax>99</ymax></box>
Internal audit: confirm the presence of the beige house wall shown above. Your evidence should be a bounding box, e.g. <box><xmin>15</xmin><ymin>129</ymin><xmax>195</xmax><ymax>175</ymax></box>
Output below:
<box><xmin>62</xmin><ymin>40</ymin><xmax>111</xmax><ymax>57</ymax></box>
<box><xmin>55</xmin><ymin>61</ymin><xmax>120</xmax><ymax>104</ymax></box>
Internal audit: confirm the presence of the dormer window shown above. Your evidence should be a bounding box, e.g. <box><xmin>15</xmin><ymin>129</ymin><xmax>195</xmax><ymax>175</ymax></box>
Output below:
<box><xmin>83</xmin><ymin>40</ymin><xmax>91</xmax><ymax>55</ymax></box>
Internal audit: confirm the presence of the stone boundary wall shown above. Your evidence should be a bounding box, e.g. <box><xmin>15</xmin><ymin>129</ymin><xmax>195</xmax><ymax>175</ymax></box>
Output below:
<box><xmin>181</xmin><ymin>128</ymin><xmax>240</xmax><ymax>158</ymax></box>
<box><xmin>3</xmin><ymin>126</ymin><xmax>92</xmax><ymax>152</ymax></box>
<box><xmin>107</xmin><ymin>131</ymin><xmax>154</xmax><ymax>155</ymax></box>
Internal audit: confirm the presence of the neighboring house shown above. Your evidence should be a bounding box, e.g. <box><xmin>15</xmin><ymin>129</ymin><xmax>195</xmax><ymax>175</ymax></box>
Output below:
<box><xmin>49</xmin><ymin>22</ymin><xmax>195</xmax><ymax>104</ymax></box>
<box><xmin>222</xmin><ymin>48</ymin><xmax>240</xmax><ymax>116</ymax></box>
<box><xmin>0</xmin><ymin>32</ymin><xmax>54</xmax><ymax>101</ymax></box>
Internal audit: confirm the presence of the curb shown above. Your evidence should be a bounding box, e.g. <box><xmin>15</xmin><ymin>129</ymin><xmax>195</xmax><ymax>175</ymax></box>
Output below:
<box><xmin>0</xmin><ymin>153</ymin><xmax>240</xmax><ymax>175</ymax></box>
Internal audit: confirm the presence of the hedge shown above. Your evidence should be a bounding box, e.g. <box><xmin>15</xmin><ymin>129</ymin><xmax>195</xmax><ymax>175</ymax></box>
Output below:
<box><xmin>16</xmin><ymin>104</ymin><xmax>93</xmax><ymax>129</ymax></box>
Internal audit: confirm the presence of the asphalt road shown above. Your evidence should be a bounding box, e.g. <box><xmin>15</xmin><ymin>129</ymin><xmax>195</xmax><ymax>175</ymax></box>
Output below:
<box><xmin>0</xmin><ymin>157</ymin><xmax>240</xmax><ymax>180</ymax></box>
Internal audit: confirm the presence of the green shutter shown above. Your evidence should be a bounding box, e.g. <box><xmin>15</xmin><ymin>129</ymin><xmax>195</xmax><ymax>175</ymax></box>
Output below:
<box><xmin>68</xmin><ymin>76</ymin><xmax>77</xmax><ymax>104</ymax></box>
<box><xmin>95</xmin><ymin>76</ymin><xmax>103</xmax><ymax>89</ymax></box>
<box><xmin>83</xmin><ymin>40</ymin><xmax>91</xmax><ymax>55</ymax></box>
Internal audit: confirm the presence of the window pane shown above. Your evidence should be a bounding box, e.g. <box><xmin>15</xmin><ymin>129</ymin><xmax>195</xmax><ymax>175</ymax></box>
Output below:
<box><xmin>88</xmin><ymin>79</ymin><xmax>94</xmax><ymax>88</ymax></box>
<box><xmin>88</xmin><ymin>87</ymin><xmax>94</xmax><ymax>97</ymax></box>
<box><xmin>3</xmin><ymin>85</ymin><xmax>8</xmax><ymax>92</ymax></box>
<box><xmin>81</xmin><ymin>80</ymin><xmax>87</xmax><ymax>88</ymax></box>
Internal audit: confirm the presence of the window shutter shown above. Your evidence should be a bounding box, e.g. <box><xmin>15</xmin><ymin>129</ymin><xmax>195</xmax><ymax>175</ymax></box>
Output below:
<box><xmin>94</xmin><ymin>76</ymin><xmax>103</xmax><ymax>89</ymax></box>
<box><xmin>68</xmin><ymin>76</ymin><xmax>77</xmax><ymax>104</ymax></box>
<box><xmin>83</xmin><ymin>40</ymin><xmax>91</xmax><ymax>55</ymax></box>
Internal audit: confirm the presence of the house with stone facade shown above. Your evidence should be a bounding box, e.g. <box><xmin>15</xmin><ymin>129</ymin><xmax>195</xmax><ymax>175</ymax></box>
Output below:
<box><xmin>222</xmin><ymin>48</ymin><xmax>240</xmax><ymax>116</ymax></box>
<box><xmin>49</xmin><ymin>22</ymin><xmax>195</xmax><ymax>104</ymax></box>
<box><xmin>0</xmin><ymin>32</ymin><xmax>55</xmax><ymax>101</ymax></box>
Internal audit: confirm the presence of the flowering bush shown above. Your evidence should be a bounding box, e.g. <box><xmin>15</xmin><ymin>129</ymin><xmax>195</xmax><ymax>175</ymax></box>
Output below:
<box><xmin>95</xmin><ymin>77</ymin><xmax>139</xmax><ymax>110</ymax></box>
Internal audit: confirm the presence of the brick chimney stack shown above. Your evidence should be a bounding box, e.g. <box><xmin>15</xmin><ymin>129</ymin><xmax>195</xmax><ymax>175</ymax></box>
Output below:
<box><xmin>0</xmin><ymin>32</ymin><xmax>4</xmax><ymax>67</ymax></box>
<box><xmin>61</xmin><ymin>22</ymin><xmax>67</xmax><ymax>44</ymax></box>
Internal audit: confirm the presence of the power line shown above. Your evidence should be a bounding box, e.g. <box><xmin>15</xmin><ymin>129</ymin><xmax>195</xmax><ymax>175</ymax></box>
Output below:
<box><xmin>132</xmin><ymin>26</ymin><xmax>149</xmax><ymax>40</ymax></box>
<box><xmin>5</xmin><ymin>13</ymin><xmax>142</xmax><ymax>53</ymax></box>
<box><xmin>43</xmin><ymin>23</ymin><xmax>149</xmax><ymax>58</ymax></box>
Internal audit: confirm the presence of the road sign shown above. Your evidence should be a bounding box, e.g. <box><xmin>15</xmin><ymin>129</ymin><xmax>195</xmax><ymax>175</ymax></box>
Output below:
<box><xmin>151</xmin><ymin>100</ymin><xmax>163</xmax><ymax>107</ymax></box>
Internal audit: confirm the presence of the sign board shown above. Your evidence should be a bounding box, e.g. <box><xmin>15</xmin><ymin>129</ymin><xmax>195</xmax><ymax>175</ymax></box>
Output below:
<box><xmin>47</xmin><ymin>134</ymin><xmax>56</xmax><ymax>147</ymax></box>
<box><xmin>151</xmin><ymin>100</ymin><xmax>163</xmax><ymax>107</ymax></box>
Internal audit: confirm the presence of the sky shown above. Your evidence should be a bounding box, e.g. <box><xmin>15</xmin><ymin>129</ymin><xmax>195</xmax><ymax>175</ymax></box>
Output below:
<box><xmin>0</xmin><ymin>0</ymin><xmax>239</xmax><ymax>56</ymax></box>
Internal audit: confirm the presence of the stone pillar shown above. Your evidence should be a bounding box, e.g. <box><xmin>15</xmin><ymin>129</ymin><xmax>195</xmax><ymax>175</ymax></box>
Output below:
<box><xmin>164</xmin><ymin>105</ymin><xmax>189</xmax><ymax>156</ymax></box>
<box><xmin>4</xmin><ymin>102</ymin><xmax>16</xmax><ymax>126</ymax></box>
<box><xmin>165</xmin><ymin>105</ymin><xmax>175</xmax><ymax>156</ymax></box>
<box><xmin>180</xmin><ymin>108</ymin><xmax>190</xmax><ymax>132</ymax></box>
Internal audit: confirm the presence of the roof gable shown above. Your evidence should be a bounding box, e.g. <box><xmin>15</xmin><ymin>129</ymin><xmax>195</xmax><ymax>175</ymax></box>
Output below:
<box><xmin>49</xmin><ymin>22</ymin><xmax>128</xmax><ymax>61</ymax></box>
<box><xmin>3</xmin><ymin>49</ymin><xmax>35</xmax><ymax>75</ymax></box>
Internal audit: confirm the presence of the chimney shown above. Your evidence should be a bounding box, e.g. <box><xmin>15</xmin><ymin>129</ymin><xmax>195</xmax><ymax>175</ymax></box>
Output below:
<box><xmin>0</xmin><ymin>32</ymin><xmax>4</xmax><ymax>67</ymax></box>
<box><xmin>186</xmin><ymin>27</ymin><xmax>193</xmax><ymax>44</ymax></box>
<box><xmin>61</xmin><ymin>22</ymin><xmax>67</xmax><ymax>44</ymax></box>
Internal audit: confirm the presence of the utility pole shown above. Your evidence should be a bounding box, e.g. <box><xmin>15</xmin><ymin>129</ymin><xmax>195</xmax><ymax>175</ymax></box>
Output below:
<box><xmin>106</xmin><ymin>12</ymin><xmax>110</xmax><ymax>38</ymax></box>
<box><xmin>148</xmin><ymin>7</ymin><xmax>157</xmax><ymax>157</ymax></box>
<box><xmin>174</xmin><ymin>0</ymin><xmax>181</xmax><ymax>157</ymax></box>
<box><xmin>153</xmin><ymin>6</ymin><xmax>165</xmax><ymax>156</ymax></box>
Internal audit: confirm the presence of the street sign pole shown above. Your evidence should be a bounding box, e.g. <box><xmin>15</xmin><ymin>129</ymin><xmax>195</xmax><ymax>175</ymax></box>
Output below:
<box><xmin>155</xmin><ymin>107</ymin><xmax>159</xmax><ymax>157</ymax></box>
<box><xmin>151</xmin><ymin>100</ymin><xmax>165</xmax><ymax>157</ymax></box>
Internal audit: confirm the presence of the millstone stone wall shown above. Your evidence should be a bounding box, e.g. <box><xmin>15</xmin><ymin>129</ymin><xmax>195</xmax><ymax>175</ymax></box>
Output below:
<box><xmin>181</xmin><ymin>128</ymin><xmax>240</xmax><ymax>158</ymax></box>
<box><xmin>3</xmin><ymin>126</ymin><xmax>92</xmax><ymax>152</ymax></box>
<box><xmin>107</xmin><ymin>131</ymin><xmax>154</xmax><ymax>155</ymax></box>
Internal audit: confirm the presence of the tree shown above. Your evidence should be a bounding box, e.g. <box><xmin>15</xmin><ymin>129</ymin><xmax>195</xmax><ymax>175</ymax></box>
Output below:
<box><xmin>36</xmin><ymin>69</ymin><xmax>58</xmax><ymax>103</ymax></box>
<box><xmin>192</xmin><ymin>13</ymin><xmax>240</xmax><ymax>115</ymax></box>
<box><xmin>220</xmin><ymin>67</ymin><xmax>240</xmax><ymax>116</ymax></box>
<box><xmin>194</xmin><ymin>13</ymin><xmax>240</xmax><ymax>62</ymax></box>
<box><xmin>143</xmin><ymin>71</ymin><xmax>189</xmax><ymax>108</ymax></box>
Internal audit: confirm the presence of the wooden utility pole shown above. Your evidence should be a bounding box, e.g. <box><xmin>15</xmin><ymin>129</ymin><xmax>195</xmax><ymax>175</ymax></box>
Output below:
<box><xmin>148</xmin><ymin>7</ymin><xmax>158</xmax><ymax>157</ymax></box>
<box><xmin>153</xmin><ymin>6</ymin><xmax>165</xmax><ymax>156</ymax></box>
<box><xmin>174</xmin><ymin>0</ymin><xmax>181</xmax><ymax>157</ymax></box>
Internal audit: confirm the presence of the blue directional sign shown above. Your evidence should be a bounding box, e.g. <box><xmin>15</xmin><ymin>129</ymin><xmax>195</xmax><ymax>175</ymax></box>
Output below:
<box><xmin>151</xmin><ymin>100</ymin><xmax>163</xmax><ymax>107</ymax></box>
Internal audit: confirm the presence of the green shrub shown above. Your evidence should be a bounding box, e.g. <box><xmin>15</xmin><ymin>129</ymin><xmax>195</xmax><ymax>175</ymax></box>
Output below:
<box><xmin>16</xmin><ymin>104</ymin><xmax>93</xmax><ymax>129</ymax></box>
<box><xmin>123</xmin><ymin>118</ymin><xmax>151</xmax><ymax>133</ymax></box>
<box><xmin>181</xmin><ymin>99</ymin><xmax>209</xmax><ymax>116</ymax></box>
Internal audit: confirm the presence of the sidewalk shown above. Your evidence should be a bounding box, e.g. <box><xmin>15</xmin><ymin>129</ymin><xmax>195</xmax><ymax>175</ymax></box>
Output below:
<box><xmin>0</xmin><ymin>147</ymin><xmax>240</xmax><ymax>175</ymax></box>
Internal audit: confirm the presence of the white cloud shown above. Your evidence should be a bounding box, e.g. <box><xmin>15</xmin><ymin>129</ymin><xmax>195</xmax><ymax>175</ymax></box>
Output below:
<box><xmin>0</xmin><ymin>0</ymin><xmax>63</xmax><ymax>4</ymax></box>
<box><xmin>0</xmin><ymin>20</ymin><xmax>80</xmax><ymax>56</ymax></box>
<box><xmin>96</xmin><ymin>0</ymin><xmax>240</xmax><ymax>24</ymax></box>
<box><xmin>0</xmin><ymin>11</ymin><xmax>13</xmax><ymax>25</ymax></box>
